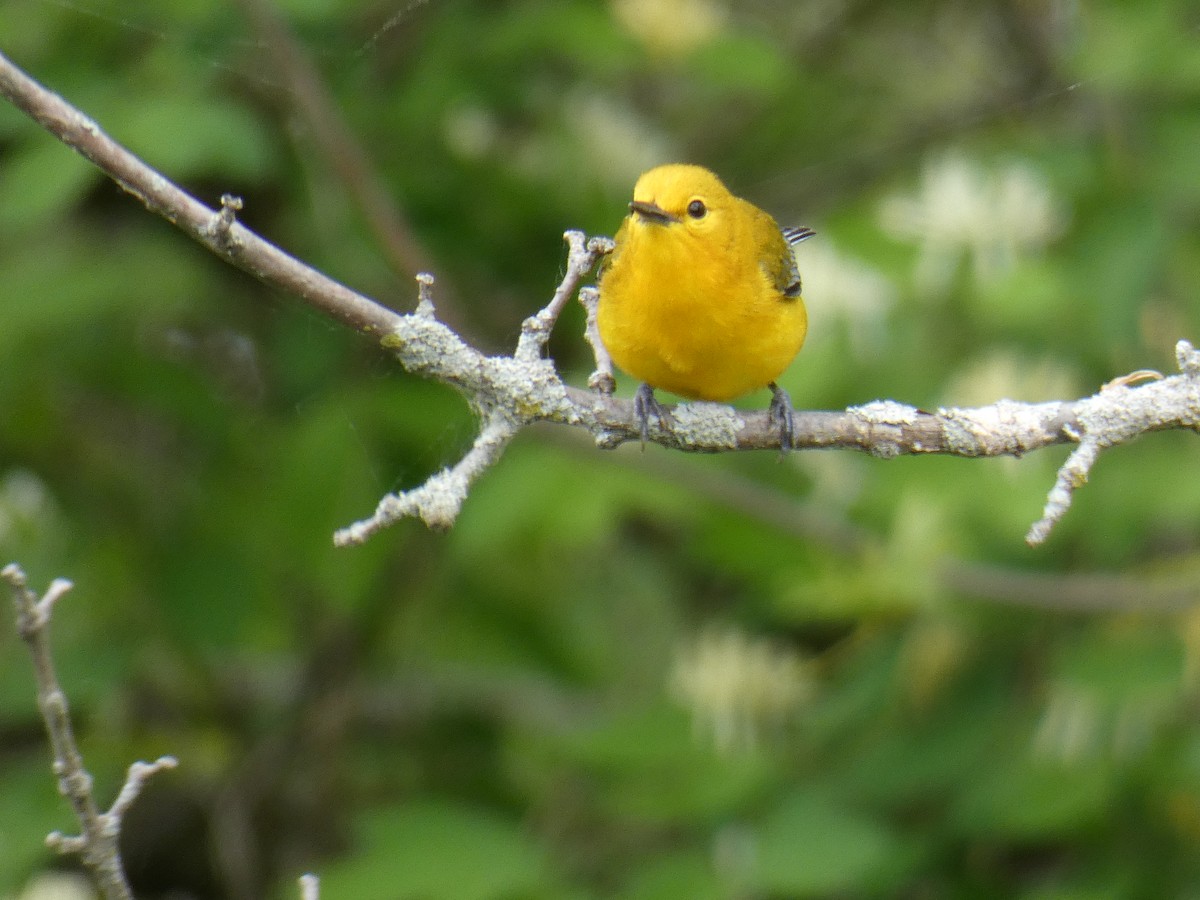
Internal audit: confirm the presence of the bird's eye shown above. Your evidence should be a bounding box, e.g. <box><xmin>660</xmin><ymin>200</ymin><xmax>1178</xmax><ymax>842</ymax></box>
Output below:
<box><xmin>686</xmin><ymin>199</ymin><xmax>707</xmax><ymax>219</ymax></box>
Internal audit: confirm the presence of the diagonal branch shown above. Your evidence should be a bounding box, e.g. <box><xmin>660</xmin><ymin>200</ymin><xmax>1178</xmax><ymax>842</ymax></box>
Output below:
<box><xmin>2</xmin><ymin>48</ymin><xmax>1199</xmax><ymax>547</ymax></box>
<box><xmin>0</xmin><ymin>49</ymin><xmax>399</xmax><ymax>339</ymax></box>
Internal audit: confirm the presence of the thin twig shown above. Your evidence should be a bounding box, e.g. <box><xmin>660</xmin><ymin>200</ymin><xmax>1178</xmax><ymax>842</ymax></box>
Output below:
<box><xmin>335</xmin><ymin>412</ymin><xmax>518</xmax><ymax>543</ymax></box>
<box><xmin>578</xmin><ymin>283</ymin><xmax>616</xmax><ymax>395</ymax></box>
<box><xmin>515</xmin><ymin>231</ymin><xmax>609</xmax><ymax>362</ymax></box>
<box><xmin>3</xmin><ymin>563</ymin><xmax>178</xmax><ymax>900</ymax></box>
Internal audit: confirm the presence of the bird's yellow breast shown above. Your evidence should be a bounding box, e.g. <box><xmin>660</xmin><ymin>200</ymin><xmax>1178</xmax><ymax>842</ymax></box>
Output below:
<box><xmin>597</xmin><ymin>167</ymin><xmax>807</xmax><ymax>402</ymax></box>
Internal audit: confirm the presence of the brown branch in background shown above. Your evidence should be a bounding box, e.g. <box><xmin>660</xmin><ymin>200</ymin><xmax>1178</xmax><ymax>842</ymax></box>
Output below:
<box><xmin>3</xmin><ymin>564</ymin><xmax>178</xmax><ymax>900</ymax></box>
<box><xmin>940</xmin><ymin>561</ymin><xmax>1200</xmax><ymax>613</ymax></box>
<box><xmin>548</xmin><ymin>425</ymin><xmax>1200</xmax><ymax>613</ymax></box>
<box><xmin>232</xmin><ymin>0</ymin><xmax>465</xmax><ymax>326</ymax></box>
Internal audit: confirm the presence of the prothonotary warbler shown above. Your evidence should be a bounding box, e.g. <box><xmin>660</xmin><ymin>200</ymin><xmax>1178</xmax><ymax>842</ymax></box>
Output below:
<box><xmin>597</xmin><ymin>163</ymin><xmax>814</xmax><ymax>449</ymax></box>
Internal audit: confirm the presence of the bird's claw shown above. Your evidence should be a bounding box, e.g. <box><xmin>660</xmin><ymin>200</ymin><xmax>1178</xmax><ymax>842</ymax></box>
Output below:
<box><xmin>634</xmin><ymin>383</ymin><xmax>672</xmax><ymax>448</ymax></box>
<box><xmin>768</xmin><ymin>382</ymin><xmax>796</xmax><ymax>453</ymax></box>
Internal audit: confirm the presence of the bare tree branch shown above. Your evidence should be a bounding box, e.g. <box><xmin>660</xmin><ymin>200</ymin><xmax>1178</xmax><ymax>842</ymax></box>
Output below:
<box><xmin>940</xmin><ymin>559</ymin><xmax>1200</xmax><ymax>613</ymax></box>
<box><xmin>1</xmin><ymin>48</ymin><xmax>1198</xmax><ymax>547</ymax></box>
<box><xmin>334</xmin><ymin>233</ymin><xmax>611</xmax><ymax>542</ymax></box>
<box><xmin>0</xmin><ymin>49</ymin><xmax>398</xmax><ymax>338</ymax></box>
<box><xmin>3</xmin><ymin>563</ymin><xmax>177</xmax><ymax>900</ymax></box>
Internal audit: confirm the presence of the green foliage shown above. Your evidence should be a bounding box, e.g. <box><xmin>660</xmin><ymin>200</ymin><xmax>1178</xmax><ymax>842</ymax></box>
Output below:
<box><xmin>0</xmin><ymin>758</ymin><xmax>76</xmax><ymax>888</ymax></box>
<box><xmin>748</xmin><ymin>789</ymin><xmax>905</xmax><ymax>895</ymax></box>
<box><xmin>3</xmin><ymin>0</ymin><xmax>1200</xmax><ymax>897</ymax></box>
<box><xmin>319</xmin><ymin>800</ymin><xmax>555</xmax><ymax>900</ymax></box>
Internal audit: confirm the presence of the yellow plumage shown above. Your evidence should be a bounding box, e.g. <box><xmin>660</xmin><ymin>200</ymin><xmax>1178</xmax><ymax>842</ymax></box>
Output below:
<box><xmin>597</xmin><ymin>164</ymin><xmax>813</xmax><ymax>445</ymax></box>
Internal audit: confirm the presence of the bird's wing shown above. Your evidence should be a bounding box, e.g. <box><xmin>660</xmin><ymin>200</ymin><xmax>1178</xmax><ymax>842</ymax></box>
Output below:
<box><xmin>771</xmin><ymin>224</ymin><xmax>815</xmax><ymax>298</ymax></box>
<box><xmin>754</xmin><ymin>215</ymin><xmax>807</xmax><ymax>299</ymax></box>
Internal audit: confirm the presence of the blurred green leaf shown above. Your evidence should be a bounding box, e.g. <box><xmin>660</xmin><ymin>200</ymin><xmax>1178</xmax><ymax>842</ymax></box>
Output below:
<box><xmin>0</xmin><ymin>141</ymin><xmax>97</xmax><ymax>236</ymax></box>
<box><xmin>748</xmin><ymin>789</ymin><xmax>902</xmax><ymax>896</ymax></box>
<box><xmin>616</xmin><ymin>850</ymin><xmax>723</xmax><ymax>900</ymax></box>
<box><xmin>320</xmin><ymin>800</ymin><xmax>553</xmax><ymax>900</ymax></box>
<box><xmin>954</xmin><ymin>757</ymin><xmax>1115</xmax><ymax>839</ymax></box>
<box><xmin>690</xmin><ymin>33</ymin><xmax>790</xmax><ymax>95</ymax></box>
<box><xmin>103</xmin><ymin>95</ymin><xmax>275</xmax><ymax>182</ymax></box>
<box><xmin>0</xmin><ymin>758</ymin><xmax>75</xmax><ymax>895</ymax></box>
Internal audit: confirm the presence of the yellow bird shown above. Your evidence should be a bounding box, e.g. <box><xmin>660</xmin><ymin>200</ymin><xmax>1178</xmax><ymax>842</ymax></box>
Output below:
<box><xmin>597</xmin><ymin>163</ymin><xmax>814</xmax><ymax>449</ymax></box>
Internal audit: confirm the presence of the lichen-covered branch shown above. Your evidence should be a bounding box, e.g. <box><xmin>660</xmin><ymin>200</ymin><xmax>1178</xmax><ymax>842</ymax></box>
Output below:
<box><xmin>1025</xmin><ymin>342</ymin><xmax>1200</xmax><ymax>544</ymax></box>
<box><xmin>335</xmin><ymin>413</ymin><xmax>518</xmax><ymax>542</ymax></box>
<box><xmin>2</xmin><ymin>48</ymin><xmax>1199</xmax><ymax>548</ymax></box>
<box><xmin>3</xmin><ymin>563</ymin><xmax>177</xmax><ymax>900</ymax></box>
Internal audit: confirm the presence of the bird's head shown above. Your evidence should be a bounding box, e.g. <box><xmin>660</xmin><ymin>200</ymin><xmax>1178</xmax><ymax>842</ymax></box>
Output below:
<box><xmin>627</xmin><ymin>164</ymin><xmax>733</xmax><ymax>238</ymax></box>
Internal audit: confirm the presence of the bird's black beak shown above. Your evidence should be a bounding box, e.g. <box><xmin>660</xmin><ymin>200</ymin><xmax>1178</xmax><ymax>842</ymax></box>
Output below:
<box><xmin>629</xmin><ymin>200</ymin><xmax>679</xmax><ymax>225</ymax></box>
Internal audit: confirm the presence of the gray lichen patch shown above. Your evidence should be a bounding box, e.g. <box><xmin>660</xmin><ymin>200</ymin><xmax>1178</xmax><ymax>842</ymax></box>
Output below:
<box><xmin>485</xmin><ymin>356</ymin><xmax>576</xmax><ymax>424</ymax></box>
<box><xmin>850</xmin><ymin>400</ymin><xmax>923</xmax><ymax>425</ymax></box>
<box><xmin>670</xmin><ymin>402</ymin><xmax>744</xmax><ymax>450</ymax></box>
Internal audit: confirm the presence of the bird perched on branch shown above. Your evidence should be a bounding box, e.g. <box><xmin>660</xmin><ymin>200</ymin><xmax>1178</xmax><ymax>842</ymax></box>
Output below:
<box><xmin>597</xmin><ymin>163</ymin><xmax>814</xmax><ymax>449</ymax></box>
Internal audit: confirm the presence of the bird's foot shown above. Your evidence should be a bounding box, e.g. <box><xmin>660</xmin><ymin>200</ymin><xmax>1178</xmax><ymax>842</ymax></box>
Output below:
<box><xmin>634</xmin><ymin>383</ymin><xmax>672</xmax><ymax>448</ymax></box>
<box><xmin>768</xmin><ymin>382</ymin><xmax>796</xmax><ymax>453</ymax></box>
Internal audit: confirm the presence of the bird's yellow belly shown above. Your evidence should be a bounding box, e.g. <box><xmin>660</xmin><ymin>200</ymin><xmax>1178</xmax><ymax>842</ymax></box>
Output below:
<box><xmin>598</xmin><ymin>250</ymin><xmax>807</xmax><ymax>402</ymax></box>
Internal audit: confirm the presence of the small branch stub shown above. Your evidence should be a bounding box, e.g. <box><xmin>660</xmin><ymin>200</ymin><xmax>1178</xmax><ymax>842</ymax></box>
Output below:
<box><xmin>415</xmin><ymin>272</ymin><xmax>437</xmax><ymax>318</ymax></box>
<box><xmin>203</xmin><ymin>193</ymin><xmax>244</xmax><ymax>253</ymax></box>
<box><xmin>579</xmin><ymin>286</ymin><xmax>615</xmax><ymax>395</ymax></box>
<box><xmin>109</xmin><ymin>757</ymin><xmax>179</xmax><ymax>821</ymax></box>
<box><xmin>1178</xmin><ymin>338</ymin><xmax>1200</xmax><ymax>377</ymax></box>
